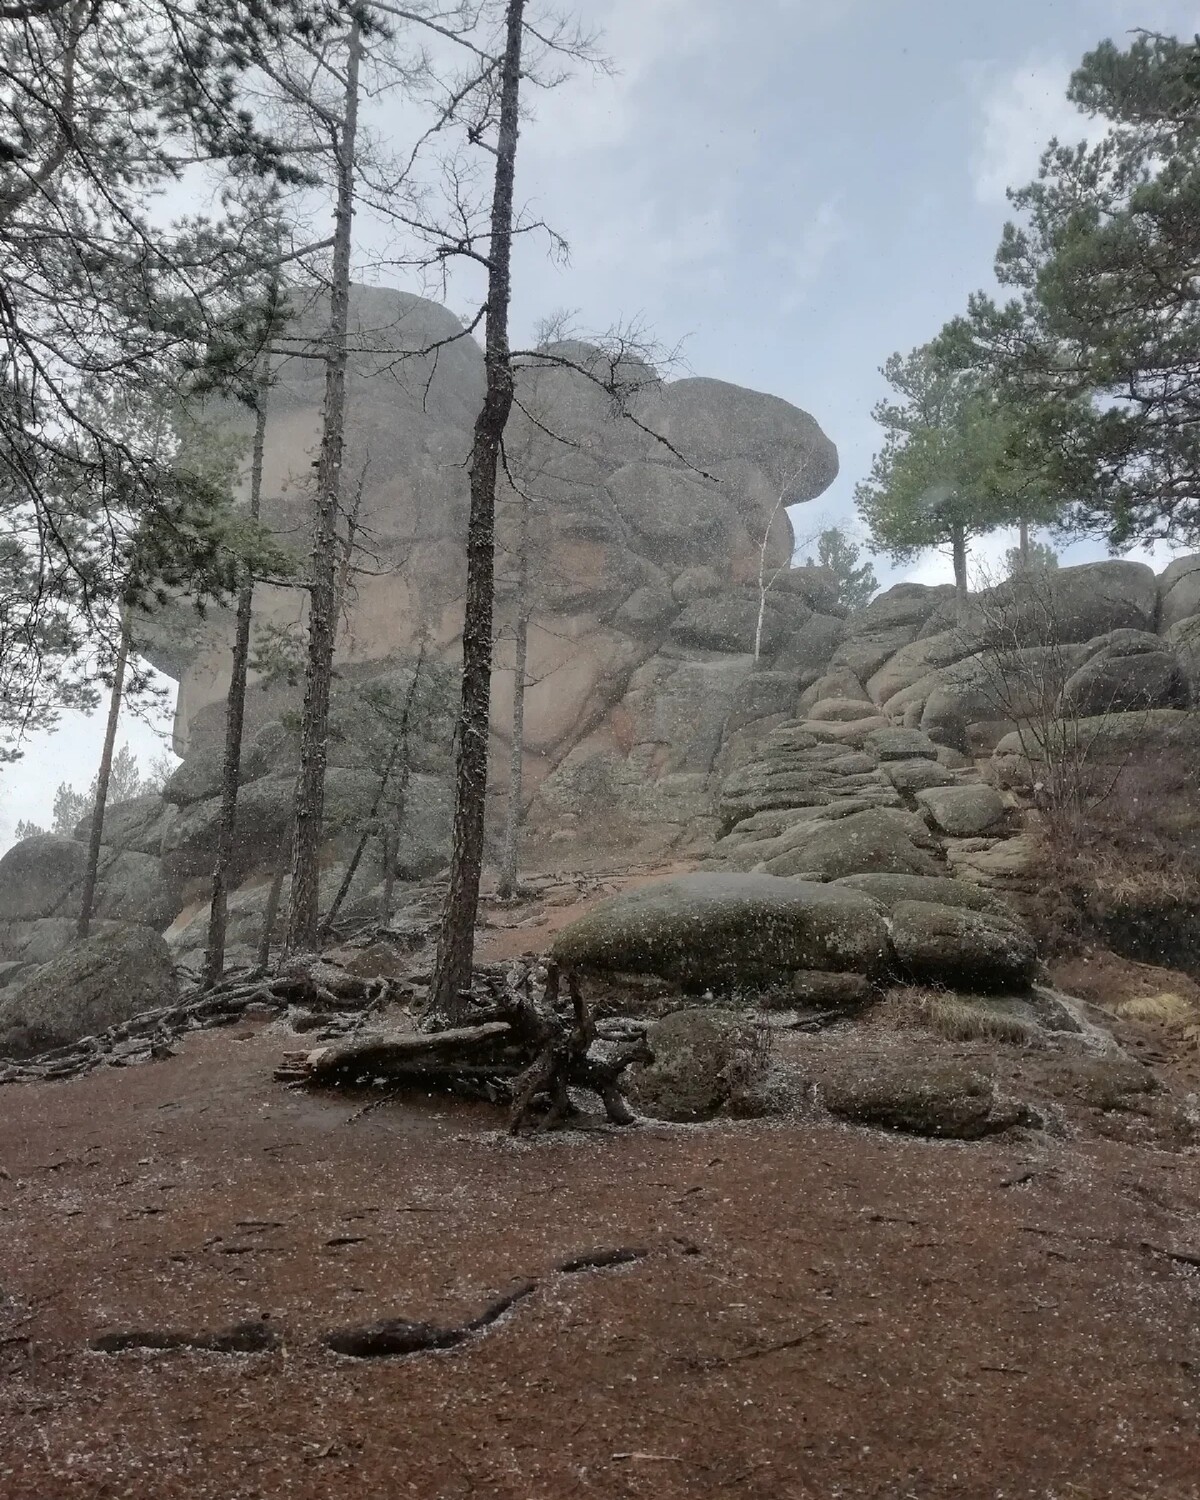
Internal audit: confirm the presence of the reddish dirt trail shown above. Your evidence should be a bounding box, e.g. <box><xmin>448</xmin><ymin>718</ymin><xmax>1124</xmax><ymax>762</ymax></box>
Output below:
<box><xmin>1</xmin><ymin>1024</ymin><xmax>1199</xmax><ymax>1500</ymax></box>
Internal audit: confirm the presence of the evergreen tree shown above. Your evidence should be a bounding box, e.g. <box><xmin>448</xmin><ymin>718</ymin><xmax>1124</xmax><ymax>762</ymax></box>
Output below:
<box><xmin>856</xmin><ymin>342</ymin><xmax>1055</xmax><ymax>609</ymax></box>
<box><xmin>1005</xmin><ymin>539</ymin><xmax>1059</xmax><ymax>577</ymax></box>
<box><xmin>0</xmin><ymin>0</ymin><xmax>332</xmax><ymax>754</ymax></box>
<box><xmin>943</xmin><ymin>31</ymin><xmax>1200</xmax><ymax>547</ymax></box>
<box><xmin>804</xmin><ymin>527</ymin><xmax>878</xmax><ymax>611</ymax></box>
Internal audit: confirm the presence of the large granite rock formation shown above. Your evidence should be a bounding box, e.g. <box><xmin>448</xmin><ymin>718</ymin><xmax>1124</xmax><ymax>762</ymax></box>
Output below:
<box><xmin>6</xmin><ymin>283</ymin><xmax>1200</xmax><ymax>990</ymax></box>
<box><xmin>135</xmin><ymin>286</ymin><xmax>839</xmax><ymax>875</ymax></box>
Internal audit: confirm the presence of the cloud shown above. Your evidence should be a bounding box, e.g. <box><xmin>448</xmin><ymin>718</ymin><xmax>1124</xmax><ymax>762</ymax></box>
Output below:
<box><xmin>767</xmin><ymin>199</ymin><xmax>848</xmax><ymax>314</ymax></box>
<box><xmin>968</xmin><ymin>58</ymin><xmax>1103</xmax><ymax>206</ymax></box>
<box><xmin>523</xmin><ymin>0</ymin><xmax>722</xmax><ymax>160</ymax></box>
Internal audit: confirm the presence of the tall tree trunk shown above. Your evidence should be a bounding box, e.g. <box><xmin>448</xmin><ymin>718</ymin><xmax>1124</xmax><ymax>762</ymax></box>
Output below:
<box><xmin>284</xmin><ymin>17</ymin><xmax>362</xmax><ymax>956</ymax></box>
<box><xmin>497</xmin><ymin>491</ymin><xmax>529</xmax><ymax>900</ymax></box>
<box><xmin>429</xmin><ymin>0</ymin><xmax>526</xmax><ymax>1023</ymax></box>
<box><xmin>77</xmin><ymin>621</ymin><xmax>129</xmax><ymax>939</ymax></box>
<box><xmin>951</xmin><ymin>523</ymin><xmax>969</xmax><ymax>620</ymax></box>
<box><xmin>1018</xmin><ymin>517</ymin><xmax>1030</xmax><ymax>568</ymax></box>
<box><xmin>204</xmin><ymin>364</ymin><xmax>270</xmax><ymax>988</ymax></box>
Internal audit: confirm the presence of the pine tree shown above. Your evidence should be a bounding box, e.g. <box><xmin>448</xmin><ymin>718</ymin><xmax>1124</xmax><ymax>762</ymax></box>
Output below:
<box><xmin>944</xmin><ymin>31</ymin><xmax>1200</xmax><ymax>546</ymax></box>
<box><xmin>804</xmin><ymin>528</ymin><xmax>878</xmax><ymax>611</ymax></box>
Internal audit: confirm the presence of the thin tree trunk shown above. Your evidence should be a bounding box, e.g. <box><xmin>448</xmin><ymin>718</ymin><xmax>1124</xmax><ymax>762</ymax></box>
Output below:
<box><xmin>322</xmin><ymin>741</ymin><xmax>401</xmax><ymax>933</ymax></box>
<box><xmin>321</xmin><ymin>647</ymin><xmax>424</xmax><ymax>932</ymax></box>
<box><xmin>951</xmin><ymin>524</ymin><xmax>969</xmax><ymax>620</ymax></box>
<box><xmin>1018</xmin><ymin>517</ymin><xmax>1030</xmax><ymax>568</ymax></box>
<box><xmin>204</xmin><ymin>363</ymin><xmax>270</xmax><ymax>988</ymax></box>
<box><xmin>497</xmin><ymin>492</ymin><xmax>529</xmax><ymax>899</ymax></box>
<box><xmin>429</xmin><ymin>0</ymin><xmax>526</xmax><ymax>1023</ymax></box>
<box><xmin>256</xmin><ymin>857</ymin><xmax>287</xmax><ymax>974</ymax></box>
<box><xmin>284</xmin><ymin>17</ymin><xmax>361</xmax><ymax>956</ymax></box>
<box><xmin>77</xmin><ymin>621</ymin><xmax>129</xmax><ymax>939</ymax></box>
<box><xmin>381</xmin><ymin>828</ymin><xmax>396</xmax><ymax>924</ymax></box>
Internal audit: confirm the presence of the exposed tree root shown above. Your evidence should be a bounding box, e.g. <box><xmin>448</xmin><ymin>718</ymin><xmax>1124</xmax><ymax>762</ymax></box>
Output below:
<box><xmin>276</xmin><ymin>961</ymin><xmax>648</xmax><ymax>1134</ymax></box>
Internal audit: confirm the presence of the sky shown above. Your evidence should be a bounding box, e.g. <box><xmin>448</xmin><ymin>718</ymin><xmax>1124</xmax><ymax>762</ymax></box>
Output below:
<box><xmin>2</xmin><ymin>0</ymin><xmax>1199</xmax><ymax>847</ymax></box>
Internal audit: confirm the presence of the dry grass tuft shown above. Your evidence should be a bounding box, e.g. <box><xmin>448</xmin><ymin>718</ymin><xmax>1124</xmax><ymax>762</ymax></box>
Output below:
<box><xmin>923</xmin><ymin>995</ymin><xmax>1038</xmax><ymax>1047</ymax></box>
<box><xmin>873</xmin><ymin>985</ymin><xmax>1038</xmax><ymax>1047</ymax></box>
<box><xmin>1114</xmin><ymin>992</ymin><xmax>1197</xmax><ymax>1031</ymax></box>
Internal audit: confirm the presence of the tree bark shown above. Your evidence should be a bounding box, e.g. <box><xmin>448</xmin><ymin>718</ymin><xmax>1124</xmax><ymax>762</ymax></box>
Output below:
<box><xmin>428</xmin><ymin>0</ymin><xmax>526</xmax><ymax>1023</ymax></box>
<box><xmin>1018</xmin><ymin>517</ymin><xmax>1030</xmax><ymax>568</ymax></box>
<box><xmin>380</xmin><ymin>828</ymin><xmax>396</xmax><ymax>924</ymax></box>
<box><xmin>76</xmin><ymin>621</ymin><xmax>129</xmax><ymax>939</ymax></box>
<box><xmin>284</xmin><ymin>16</ymin><xmax>362</xmax><ymax>956</ymax></box>
<box><xmin>951</xmin><ymin>523</ymin><xmax>969</xmax><ymax>620</ymax></box>
<box><xmin>256</xmin><ymin>856</ymin><xmax>287</xmax><ymax>974</ymax></box>
<box><xmin>204</xmin><ymin>362</ymin><xmax>270</xmax><ymax>988</ymax></box>
<box><xmin>497</xmin><ymin>490</ymin><xmax>529</xmax><ymax>899</ymax></box>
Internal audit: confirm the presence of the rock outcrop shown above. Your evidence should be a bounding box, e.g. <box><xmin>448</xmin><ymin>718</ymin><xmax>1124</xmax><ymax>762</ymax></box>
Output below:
<box><xmin>0</xmin><ymin>927</ymin><xmax>179</xmax><ymax>1058</ymax></box>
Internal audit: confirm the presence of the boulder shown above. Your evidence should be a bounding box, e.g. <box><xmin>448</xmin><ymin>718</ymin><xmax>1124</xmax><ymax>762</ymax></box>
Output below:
<box><xmin>92</xmin><ymin>850</ymin><xmax>178</xmax><ymax>927</ymax></box>
<box><xmin>0</xmin><ymin>836</ymin><xmax>86</xmax><ymax>920</ymax></box>
<box><xmin>626</xmin><ymin>1008</ymin><xmax>767</xmax><ymax>1122</ymax></box>
<box><xmin>614</xmin><ymin>585</ymin><xmax>678</xmax><ymax>634</ymax></box>
<box><xmin>945</xmin><ymin>834</ymin><xmax>1038</xmax><ymax>887</ymax></box>
<box><xmin>774</xmin><ymin>612</ymin><xmax>847</xmax><ymax>675</ymax></box>
<box><xmin>806</xmin><ymin>696</ymin><xmax>879</xmax><ymax>723</ymax></box>
<box><xmin>0</xmin><ymin>926</ymin><xmax>179</xmax><ymax>1058</ymax></box>
<box><xmin>74</xmin><ymin>794</ymin><xmax>175</xmax><ymax>856</ymax></box>
<box><xmin>867</xmin><ymin>630</ymin><xmax>976</xmax><ymax>708</ymax></box>
<box><xmin>774</xmin><ymin>564</ymin><xmax>842</xmax><ymax>613</ymax></box>
<box><xmin>550</xmin><ymin>873</ymin><xmax>891</xmax><ymax>986</ymax></box>
<box><xmin>819</xmin><ymin>1059</ymin><xmax>1031</xmax><ymax>1139</ymax></box>
<box><xmin>925</xmin><ymin>560</ymin><xmax>1159</xmax><ymax>645</ymax></box>
<box><xmin>919</xmin><ymin>645</ymin><xmax>1087</xmax><ymax>750</ymax></box>
<box><xmin>829</xmin><ymin>583</ymin><xmax>955</xmax><ymax>682</ymax></box>
<box><xmin>834</xmin><ymin>873</ymin><xmax>1010</xmax><ymax>915</ymax></box>
<box><xmin>889</xmin><ymin>900</ymin><xmax>1037</xmax><ymax>990</ymax></box>
<box><xmin>993</xmin><ymin>709</ymin><xmax>1200</xmax><ymax>765</ymax></box>
<box><xmin>760</xmin><ymin>807</ymin><xmax>941</xmax><ymax>881</ymax></box>
<box><xmin>670</xmin><ymin>591</ymin><xmax>810</xmax><ymax>655</ymax></box>
<box><xmin>1059</xmin><ymin>636</ymin><xmax>1187</xmax><ymax>717</ymax></box>
<box><xmin>1157</xmin><ymin>553</ymin><xmax>1200</xmax><ymax>631</ymax></box>
<box><xmin>880</xmin><ymin>758</ymin><xmax>959</xmax><ymax>794</ymax></box>
<box><xmin>863</xmin><ymin>726</ymin><xmax>940</xmax><ymax>762</ymax></box>
<box><xmin>671</xmin><ymin>565</ymin><xmax>723</xmax><ymax>605</ymax></box>
<box><xmin>799</xmin><ymin>668</ymin><xmax>870</xmax><ymax>710</ymax></box>
<box><xmin>1164</xmin><ymin>616</ymin><xmax>1200</xmax><ymax>705</ymax></box>
<box><xmin>915</xmin><ymin>783</ymin><xmax>1006</xmax><ymax>837</ymax></box>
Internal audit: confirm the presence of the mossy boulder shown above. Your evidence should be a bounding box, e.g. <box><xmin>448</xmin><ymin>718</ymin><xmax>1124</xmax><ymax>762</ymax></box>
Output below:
<box><xmin>759</xmin><ymin>807</ymin><xmax>940</xmax><ymax>881</ymax></box>
<box><xmin>550</xmin><ymin>873</ymin><xmax>891</xmax><ymax>988</ymax></box>
<box><xmin>890</xmin><ymin>900</ymin><xmax>1037</xmax><ymax>991</ymax></box>
<box><xmin>819</xmin><ymin>1059</ymin><xmax>1033</xmax><ymax>1138</ymax></box>
<box><xmin>626</xmin><ymin>1007</ymin><xmax>768</xmax><ymax>1121</ymax></box>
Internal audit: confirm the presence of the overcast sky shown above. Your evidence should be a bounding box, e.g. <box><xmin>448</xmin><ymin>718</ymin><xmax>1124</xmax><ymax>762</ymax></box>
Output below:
<box><xmin>3</xmin><ymin>0</ymin><xmax>1198</xmax><ymax>848</ymax></box>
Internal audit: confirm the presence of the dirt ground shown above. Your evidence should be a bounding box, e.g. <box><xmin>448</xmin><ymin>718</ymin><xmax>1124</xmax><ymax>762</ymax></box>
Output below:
<box><xmin>2</xmin><ymin>1018</ymin><xmax>1199</xmax><ymax>1500</ymax></box>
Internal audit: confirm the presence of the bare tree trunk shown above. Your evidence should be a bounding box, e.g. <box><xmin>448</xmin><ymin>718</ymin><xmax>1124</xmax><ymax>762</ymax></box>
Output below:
<box><xmin>284</xmin><ymin>17</ymin><xmax>362</xmax><ymax>956</ymax></box>
<box><xmin>77</xmin><ymin>621</ymin><xmax>130</xmax><ymax>939</ymax></box>
<box><xmin>1018</xmin><ymin>517</ymin><xmax>1030</xmax><ymax>568</ymax></box>
<box><xmin>429</xmin><ymin>0</ymin><xmax>526</xmax><ymax>1023</ymax></box>
<box><xmin>256</xmin><ymin>857</ymin><xmax>286</xmax><ymax>974</ymax></box>
<box><xmin>204</xmin><ymin>365</ymin><xmax>270</xmax><ymax>988</ymax></box>
<box><xmin>951</xmin><ymin>523</ymin><xmax>969</xmax><ymax>620</ymax></box>
<box><xmin>497</xmin><ymin>491</ymin><xmax>529</xmax><ymax>899</ymax></box>
<box><xmin>381</xmin><ymin>828</ymin><xmax>396</xmax><ymax>924</ymax></box>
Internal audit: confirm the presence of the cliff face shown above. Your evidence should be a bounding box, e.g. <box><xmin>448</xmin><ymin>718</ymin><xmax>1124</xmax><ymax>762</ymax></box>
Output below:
<box><xmin>137</xmin><ymin>284</ymin><xmax>842</xmax><ymax>868</ymax></box>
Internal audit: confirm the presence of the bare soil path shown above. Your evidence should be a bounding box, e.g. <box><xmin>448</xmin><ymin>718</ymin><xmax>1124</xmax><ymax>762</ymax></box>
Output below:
<box><xmin>1</xmin><ymin>1023</ymin><xmax>1198</xmax><ymax>1500</ymax></box>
